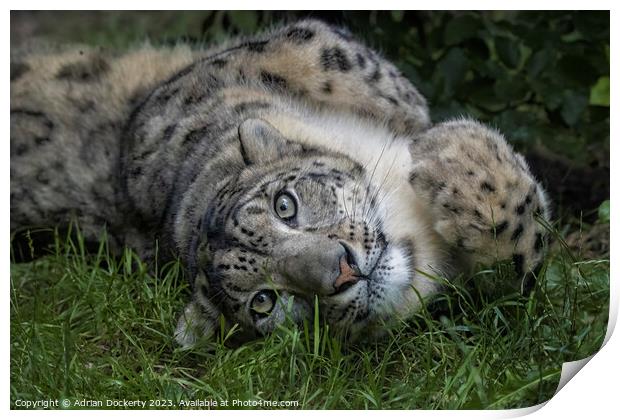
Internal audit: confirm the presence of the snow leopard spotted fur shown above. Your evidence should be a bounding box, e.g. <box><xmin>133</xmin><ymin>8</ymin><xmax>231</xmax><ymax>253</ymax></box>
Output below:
<box><xmin>10</xmin><ymin>19</ymin><xmax>551</xmax><ymax>345</ymax></box>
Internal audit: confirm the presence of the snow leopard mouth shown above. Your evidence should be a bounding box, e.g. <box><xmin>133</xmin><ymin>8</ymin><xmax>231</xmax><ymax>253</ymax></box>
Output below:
<box><xmin>327</xmin><ymin>240</ymin><xmax>417</xmax><ymax>328</ymax></box>
<box><xmin>328</xmin><ymin>241</ymin><xmax>388</xmax><ymax>296</ymax></box>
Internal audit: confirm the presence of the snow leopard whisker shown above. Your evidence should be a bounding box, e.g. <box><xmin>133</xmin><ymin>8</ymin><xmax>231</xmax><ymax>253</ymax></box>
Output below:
<box><xmin>363</xmin><ymin>148</ymin><xmax>399</xmax><ymax>222</ymax></box>
<box><xmin>359</xmin><ymin>135</ymin><xmax>391</xmax><ymax>224</ymax></box>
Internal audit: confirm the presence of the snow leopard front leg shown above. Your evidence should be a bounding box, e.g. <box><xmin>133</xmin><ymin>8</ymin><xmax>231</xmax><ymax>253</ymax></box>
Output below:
<box><xmin>408</xmin><ymin>119</ymin><xmax>552</xmax><ymax>290</ymax></box>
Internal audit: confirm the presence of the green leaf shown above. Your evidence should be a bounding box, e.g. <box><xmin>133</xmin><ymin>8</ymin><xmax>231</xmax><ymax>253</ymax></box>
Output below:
<box><xmin>444</xmin><ymin>14</ymin><xmax>482</xmax><ymax>45</ymax></box>
<box><xmin>598</xmin><ymin>200</ymin><xmax>610</xmax><ymax>224</ymax></box>
<box><xmin>531</xmin><ymin>79</ymin><xmax>564</xmax><ymax>111</ymax></box>
<box><xmin>390</xmin><ymin>10</ymin><xmax>404</xmax><ymax>22</ymax></box>
<box><xmin>527</xmin><ymin>49</ymin><xmax>555</xmax><ymax>79</ymax></box>
<box><xmin>228</xmin><ymin>11</ymin><xmax>258</xmax><ymax>33</ymax></box>
<box><xmin>561</xmin><ymin>31</ymin><xmax>586</xmax><ymax>43</ymax></box>
<box><xmin>590</xmin><ymin>77</ymin><xmax>610</xmax><ymax>106</ymax></box>
<box><xmin>461</xmin><ymin>38</ymin><xmax>490</xmax><ymax>60</ymax></box>
<box><xmin>494</xmin><ymin>75</ymin><xmax>529</xmax><ymax>104</ymax></box>
<box><xmin>560</xmin><ymin>90</ymin><xmax>589</xmax><ymax>126</ymax></box>
<box><xmin>495</xmin><ymin>36</ymin><xmax>521</xmax><ymax>69</ymax></box>
<box><xmin>492</xmin><ymin>110</ymin><xmax>540</xmax><ymax>145</ymax></box>
<box><xmin>468</xmin><ymin>81</ymin><xmax>507</xmax><ymax>112</ymax></box>
<box><xmin>438</xmin><ymin>48</ymin><xmax>469</xmax><ymax>95</ymax></box>
<box><xmin>605</xmin><ymin>44</ymin><xmax>610</xmax><ymax>62</ymax></box>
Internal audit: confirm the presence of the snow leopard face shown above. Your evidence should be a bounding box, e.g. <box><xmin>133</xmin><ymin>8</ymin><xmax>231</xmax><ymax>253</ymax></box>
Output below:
<box><xmin>175</xmin><ymin>119</ymin><xmax>440</xmax><ymax>345</ymax></box>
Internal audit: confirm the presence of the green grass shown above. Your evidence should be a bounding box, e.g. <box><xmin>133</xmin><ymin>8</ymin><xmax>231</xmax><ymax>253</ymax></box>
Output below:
<box><xmin>10</xmin><ymin>222</ymin><xmax>609</xmax><ymax>409</ymax></box>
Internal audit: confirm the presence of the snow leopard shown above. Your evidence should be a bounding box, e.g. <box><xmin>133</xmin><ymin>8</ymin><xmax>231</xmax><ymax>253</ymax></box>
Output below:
<box><xmin>10</xmin><ymin>19</ymin><xmax>551</xmax><ymax>346</ymax></box>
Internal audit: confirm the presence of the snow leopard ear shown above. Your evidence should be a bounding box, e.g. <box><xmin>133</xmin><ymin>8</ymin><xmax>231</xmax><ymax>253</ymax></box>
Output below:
<box><xmin>238</xmin><ymin>118</ymin><xmax>303</xmax><ymax>165</ymax></box>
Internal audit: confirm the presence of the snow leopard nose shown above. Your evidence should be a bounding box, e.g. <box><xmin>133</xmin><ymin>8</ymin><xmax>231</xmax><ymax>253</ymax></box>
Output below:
<box><xmin>333</xmin><ymin>244</ymin><xmax>361</xmax><ymax>293</ymax></box>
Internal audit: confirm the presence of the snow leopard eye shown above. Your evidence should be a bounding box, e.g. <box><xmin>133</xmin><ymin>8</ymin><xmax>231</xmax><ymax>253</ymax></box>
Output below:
<box><xmin>250</xmin><ymin>290</ymin><xmax>276</xmax><ymax>316</ymax></box>
<box><xmin>274</xmin><ymin>192</ymin><xmax>297</xmax><ymax>220</ymax></box>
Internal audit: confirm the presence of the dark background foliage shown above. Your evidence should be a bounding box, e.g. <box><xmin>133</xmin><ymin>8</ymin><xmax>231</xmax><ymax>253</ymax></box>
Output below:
<box><xmin>11</xmin><ymin>10</ymin><xmax>610</xmax><ymax>221</ymax></box>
